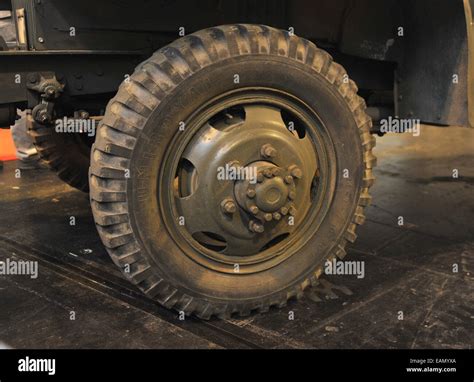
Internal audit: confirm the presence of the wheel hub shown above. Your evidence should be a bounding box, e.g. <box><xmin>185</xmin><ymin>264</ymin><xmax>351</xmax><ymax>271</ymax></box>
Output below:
<box><xmin>170</xmin><ymin>101</ymin><xmax>320</xmax><ymax>259</ymax></box>
<box><xmin>234</xmin><ymin>162</ymin><xmax>299</xmax><ymax>231</ymax></box>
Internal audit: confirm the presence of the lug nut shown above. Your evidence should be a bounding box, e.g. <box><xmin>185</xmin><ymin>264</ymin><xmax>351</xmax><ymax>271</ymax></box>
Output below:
<box><xmin>289</xmin><ymin>206</ymin><xmax>297</xmax><ymax>216</ymax></box>
<box><xmin>261</xmin><ymin>144</ymin><xmax>277</xmax><ymax>159</ymax></box>
<box><xmin>247</xmin><ymin>189</ymin><xmax>256</xmax><ymax>199</ymax></box>
<box><xmin>257</xmin><ymin>173</ymin><xmax>265</xmax><ymax>183</ymax></box>
<box><xmin>280</xmin><ymin>207</ymin><xmax>289</xmax><ymax>216</ymax></box>
<box><xmin>249</xmin><ymin>205</ymin><xmax>259</xmax><ymax>215</ymax></box>
<box><xmin>289</xmin><ymin>165</ymin><xmax>303</xmax><ymax>179</ymax></box>
<box><xmin>264</xmin><ymin>213</ymin><xmax>273</xmax><ymax>222</ymax></box>
<box><xmin>249</xmin><ymin>220</ymin><xmax>265</xmax><ymax>234</ymax></box>
<box><xmin>284</xmin><ymin>176</ymin><xmax>294</xmax><ymax>185</ymax></box>
<box><xmin>221</xmin><ymin>199</ymin><xmax>237</xmax><ymax>215</ymax></box>
<box><xmin>273</xmin><ymin>212</ymin><xmax>282</xmax><ymax>221</ymax></box>
<box><xmin>288</xmin><ymin>191</ymin><xmax>296</xmax><ymax>201</ymax></box>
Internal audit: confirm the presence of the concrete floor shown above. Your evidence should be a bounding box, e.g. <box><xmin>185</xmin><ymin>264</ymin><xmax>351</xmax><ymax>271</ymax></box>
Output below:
<box><xmin>0</xmin><ymin>125</ymin><xmax>473</xmax><ymax>349</ymax></box>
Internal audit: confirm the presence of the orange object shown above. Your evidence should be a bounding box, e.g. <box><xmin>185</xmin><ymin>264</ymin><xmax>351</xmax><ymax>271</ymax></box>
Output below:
<box><xmin>0</xmin><ymin>129</ymin><xmax>18</xmax><ymax>161</ymax></box>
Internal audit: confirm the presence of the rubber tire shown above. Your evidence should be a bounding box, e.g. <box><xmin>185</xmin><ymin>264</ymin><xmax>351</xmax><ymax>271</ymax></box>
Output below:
<box><xmin>29</xmin><ymin>121</ymin><xmax>91</xmax><ymax>192</ymax></box>
<box><xmin>90</xmin><ymin>24</ymin><xmax>377</xmax><ymax>319</ymax></box>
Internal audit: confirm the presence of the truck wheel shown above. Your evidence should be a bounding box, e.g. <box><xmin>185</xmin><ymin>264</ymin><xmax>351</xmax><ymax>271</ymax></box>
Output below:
<box><xmin>29</xmin><ymin>119</ymin><xmax>91</xmax><ymax>192</ymax></box>
<box><xmin>90</xmin><ymin>24</ymin><xmax>376</xmax><ymax>319</ymax></box>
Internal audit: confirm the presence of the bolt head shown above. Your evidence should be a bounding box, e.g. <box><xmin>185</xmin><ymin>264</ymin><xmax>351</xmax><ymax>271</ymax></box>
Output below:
<box><xmin>289</xmin><ymin>206</ymin><xmax>297</xmax><ymax>216</ymax></box>
<box><xmin>250</xmin><ymin>205</ymin><xmax>259</xmax><ymax>215</ymax></box>
<box><xmin>249</xmin><ymin>221</ymin><xmax>265</xmax><ymax>234</ymax></box>
<box><xmin>280</xmin><ymin>207</ymin><xmax>289</xmax><ymax>216</ymax></box>
<box><xmin>45</xmin><ymin>87</ymin><xmax>55</xmax><ymax>97</ymax></box>
<box><xmin>273</xmin><ymin>213</ymin><xmax>282</xmax><ymax>221</ymax></box>
<box><xmin>264</xmin><ymin>213</ymin><xmax>273</xmax><ymax>222</ymax></box>
<box><xmin>221</xmin><ymin>199</ymin><xmax>236</xmax><ymax>214</ymax></box>
<box><xmin>257</xmin><ymin>173</ymin><xmax>265</xmax><ymax>183</ymax></box>
<box><xmin>289</xmin><ymin>191</ymin><xmax>296</xmax><ymax>201</ymax></box>
<box><xmin>290</xmin><ymin>166</ymin><xmax>303</xmax><ymax>179</ymax></box>
<box><xmin>37</xmin><ymin>109</ymin><xmax>48</xmax><ymax>123</ymax></box>
<box><xmin>247</xmin><ymin>189</ymin><xmax>256</xmax><ymax>199</ymax></box>
<box><xmin>261</xmin><ymin>144</ymin><xmax>277</xmax><ymax>159</ymax></box>
<box><xmin>285</xmin><ymin>176</ymin><xmax>294</xmax><ymax>185</ymax></box>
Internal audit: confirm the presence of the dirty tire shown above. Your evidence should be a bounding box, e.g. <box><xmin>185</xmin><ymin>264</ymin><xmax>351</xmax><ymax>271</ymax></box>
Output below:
<box><xmin>29</xmin><ymin>121</ymin><xmax>91</xmax><ymax>192</ymax></box>
<box><xmin>90</xmin><ymin>24</ymin><xmax>376</xmax><ymax>319</ymax></box>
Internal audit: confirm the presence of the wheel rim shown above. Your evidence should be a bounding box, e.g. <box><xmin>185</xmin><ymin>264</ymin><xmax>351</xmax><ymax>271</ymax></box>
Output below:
<box><xmin>159</xmin><ymin>88</ymin><xmax>337</xmax><ymax>274</ymax></box>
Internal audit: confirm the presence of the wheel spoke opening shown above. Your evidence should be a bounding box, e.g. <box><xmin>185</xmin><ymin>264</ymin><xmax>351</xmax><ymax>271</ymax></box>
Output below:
<box><xmin>310</xmin><ymin>172</ymin><xmax>321</xmax><ymax>203</ymax></box>
<box><xmin>281</xmin><ymin>109</ymin><xmax>306</xmax><ymax>139</ymax></box>
<box><xmin>260</xmin><ymin>233</ymin><xmax>291</xmax><ymax>252</ymax></box>
<box><xmin>174</xmin><ymin>158</ymin><xmax>198</xmax><ymax>198</ymax></box>
<box><xmin>192</xmin><ymin>232</ymin><xmax>228</xmax><ymax>253</ymax></box>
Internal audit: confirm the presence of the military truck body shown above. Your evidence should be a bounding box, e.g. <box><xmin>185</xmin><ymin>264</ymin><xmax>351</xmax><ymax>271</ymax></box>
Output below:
<box><xmin>1</xmin><ymin>0</ymin><xmax>473</xmax><ymax>128</ymax></box>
